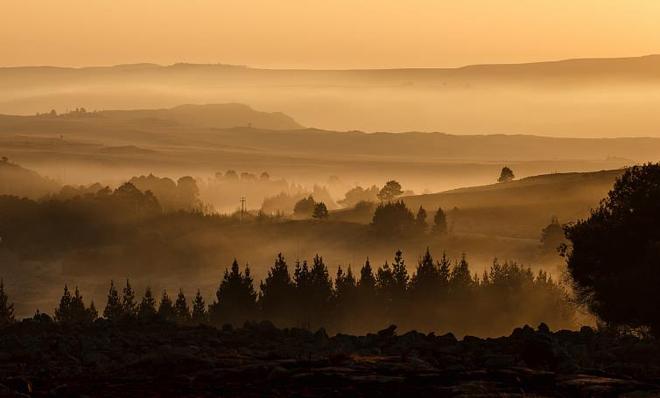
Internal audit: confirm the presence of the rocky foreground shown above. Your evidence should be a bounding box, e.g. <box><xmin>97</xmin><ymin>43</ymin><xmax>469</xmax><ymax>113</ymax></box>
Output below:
<box><xmin>1</xmin><ymin>321</ymin><xmax>660</xmax><ymax>397</ymax></box>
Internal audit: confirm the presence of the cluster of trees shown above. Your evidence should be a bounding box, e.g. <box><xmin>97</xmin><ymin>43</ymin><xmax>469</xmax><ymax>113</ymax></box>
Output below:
<box><xmin>1</xmin><ymin>250</ymin><xmax>574</xmax><ymax>336</ymax></box>
<box><xmin>371</xmin><ymin>201</ymin><xmax>447</xmax><ymax>237</ymax></box>
<box><xmin>293</xmin><ymin>196</ymin><xmax>329</xmax><ymax>219</ymax></box>
<box><xmin>128</xmin><ymin>174</ymin><xmax>202</xmax><ymax>212</ymax></box>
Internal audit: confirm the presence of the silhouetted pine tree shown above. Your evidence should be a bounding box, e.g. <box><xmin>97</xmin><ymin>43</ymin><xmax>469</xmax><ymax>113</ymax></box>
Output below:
<box><xmin>450</xmin><ymin>254</ymin><xmax>474</xmax><ymax>293</ymax></box>
<box><xmin>307</xmin><ymin>255</ymin><xmax>334</xmax><ymax>329</ymax></box>
<box><xmin>157</xmin><ymin>290</ymin><xmax>176</xmax><ymax>322</ymax></box>
<box><xmin>416</xmin><ymin>206</ymin><xmax>428</xmax><ymax>233</ymax></box>
<box><xmin>209</xmin><ymin>259</ymin><xmax>258</xmax><ymax>326</ymax></box>
<box><xmin>56</xmin><ymin>285</ymin><xmax>96</xmax><ymax>324</ymax></box>
<box><xmin>87</xmin><ymin>301</ymin><xmax>99</xmax><ymax>322</ymax></box>
<box><xmin>104</xmin><ymin>281</ymin><xmax>123</xmax><ymax>321</ymax></box>
<box><xmin>410</xmin><ymin>248</ymin><xmax>439</xmax><ymax>299</ymax></box>
<box><xmin>122</xmin><ymin>279</ymin><xmax>137</xmax><ymax>320</ymax></box>
<box><xmin>174</xmin><ymin>289</ymin><xmax>191</xmax><ymax>324</ymax></box>
<box><xmin>432</xmin><ymin>207</ymin><xmax>448</xmax><ymax>235</ymax></box>
<box><xmin>376</xmin><ymin>261</ymin><xmax>395</xmax><ymax>303</ymax></box>
<box><xmin>137</xmin><ymin>287</ymin><xmax>157</xmax><ymax>322</ymax></box>
<box><xmin>391</xmin><ymin>250</ymin><xmax>409</xmax><ymax>296</ymax></box>
<box><xmin>334</xmin><ymin>265</ymin><xmax>357</xmax><ymax>329</ymax></box>
<box><xmin>259</xmin><ymin>253</ymin><xmax>295</xmax><ymax>326</ymax></box>
<box><xmin>356</xmin><ymin>258</ymin><xmax>380</xmax><ymax>331</ymax></box>
<box><xmin>70</xmin><ymin>287</ymin><xmax>87</xmax><ymax>322</ymax></box>
<box><xmin>293</xmin><ymin>259</ymin><xmax>311</xmax><ymax>327</ymax></box>
<box><xmin>0</xmin><ymin>279</ymin><xmax>14</xmax><ymax>327</ymax></box>
<box><xmin>191</xmin><ymin>290</ymin><xmax>207</xmax><ymax>324</ymax></box>
<box><xmin>335</xmin><ymin>265</ymin><xmax>357</xmax><ymax>302</ymax></box>
<box><xmin>54</xmin><ymin>284</ymin><xmax>73</xmax><ymax>323</ymax></box>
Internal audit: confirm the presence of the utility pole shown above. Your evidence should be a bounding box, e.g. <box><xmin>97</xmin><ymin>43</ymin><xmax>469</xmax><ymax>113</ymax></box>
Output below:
<box><xmin>240</xmin><ymin>196</ymin><xmax>246</xmax><ymax>221</ymax></box>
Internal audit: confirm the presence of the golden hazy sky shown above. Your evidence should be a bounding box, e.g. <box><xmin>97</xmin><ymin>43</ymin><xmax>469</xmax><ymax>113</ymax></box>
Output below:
<box><xmin>3</xmin><ymin>0</ymin><xmax>660</xmax><ymax>69</ymax></box>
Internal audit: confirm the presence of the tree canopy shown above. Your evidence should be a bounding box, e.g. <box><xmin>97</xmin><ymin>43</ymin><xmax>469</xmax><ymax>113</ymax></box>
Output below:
<box><xmin>564</xmin><ymin>164</ymin><xmax>660</xmax><ymax>334</ymax></box>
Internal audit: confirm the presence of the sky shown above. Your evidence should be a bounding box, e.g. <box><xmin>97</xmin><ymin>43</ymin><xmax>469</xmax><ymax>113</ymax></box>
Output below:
<box><xmin>2</xmin><ymin>0</ymin><xmax>660</xmax><ymax>69</ymax></box>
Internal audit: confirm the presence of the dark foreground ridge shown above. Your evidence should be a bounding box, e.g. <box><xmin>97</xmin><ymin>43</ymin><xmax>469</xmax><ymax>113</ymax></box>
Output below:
<box><xmin>1</xmin><ymin>321</ymin><xmax>659</xmax><ymax>397</ymax></box>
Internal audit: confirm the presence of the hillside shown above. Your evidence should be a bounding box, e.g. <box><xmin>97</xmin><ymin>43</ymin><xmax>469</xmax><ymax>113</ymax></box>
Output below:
<box><xmin>0</xmin><ymin>106</ymin><xmax>648</xmax><ymax>191</ymax></box>
<box><xmin>3</xmin><ymin>55</ymin><xmax>660</xmax><ymax>135</ymax></box>
<box><xmin>402</xmin><ymin>169</ymin><xmax>623</xmax><ymax>239</ymax></box>
<box><xmin>0</xmin><ymin>158</ymin><xmax>59</xmax><ymax>198</ymax></box>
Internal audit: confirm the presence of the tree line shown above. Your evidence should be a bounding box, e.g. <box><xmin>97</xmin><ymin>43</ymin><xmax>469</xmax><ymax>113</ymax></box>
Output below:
<box><xmin>0</xmin><ymin>249</ymin><xmax>574</xmax><ymax>336</ymax></box>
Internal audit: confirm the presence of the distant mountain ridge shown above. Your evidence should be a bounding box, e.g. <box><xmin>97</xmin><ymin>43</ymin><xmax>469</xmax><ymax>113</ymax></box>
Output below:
<box><xmin>0</xmin><ymin>103</ymin><xmax>302</xmax><ymax>131</ymax></box>
<box><xmin>2</xmin><ymin>55</ymin><xmax>660</xmax><ymax>136</ymax></box>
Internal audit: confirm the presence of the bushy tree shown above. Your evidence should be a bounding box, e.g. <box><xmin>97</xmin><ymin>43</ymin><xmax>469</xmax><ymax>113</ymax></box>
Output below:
<box><xmin>338</xmin><ymin>185</ymin><xmax>379</xmax><ymax>208</ymax></box>
<box><xmin>209</xmin><ymin>260</ymin><xmax>258</xmax><ymax>326</ymax></box>
<box><xmin>377</xmin><ymin>180</ymin><xmax>403</xmax><ymax>202</ymax></box>
<box><xmin>137</xmin><ymin>287</ymin><xmax>157</xmax><ymax>321</ymax></box>
<box><xmin>498</xmin><ymin>166</ymin><xmax>515</xmax><ymax>183</ymax></box>
<box><xmin>259</xmin><ymin>253</ymin><xmax>295</xmax><ymax>326</ymax></box>
<box><xmin>312</xmin><ymin>202</ymin><xmax>329</xmax><ymax>219</ymax></box>
<box><xmin>103</xmin><ymin>281</ymin><xmax>123</xmax><ymax>321</ymax></box>
<box><xmin>371</xmin><ymin>200</ymin><xmax>416</xmax><ymax>236</ymax></box>
<box><xmin>191</xmin><ymin>290</ymin><xmax>207</xmax><ymax>324</ymax></box>
<box><xmin>293</xmin><ymin>196</ymin><xmax>316</xmax><ymax>217</ymax></box>
<box><xmin>432</xmin><ymin>207</ymin><xmax>448</xmax><ymax>235</ymax></box>
<box><xmin>564</xmin><ymin>164</ymin><xmax>660</xmax><ymax>334</ymax></box>
<box><xmin>157</xmin><ymin>290</ymin><xmax>176</xmax><ymax>322</ymax></box>
<box><xmin>0</xmin><ymin>279</ymin><xmax>15</xmax><ymax>327</ymax></box>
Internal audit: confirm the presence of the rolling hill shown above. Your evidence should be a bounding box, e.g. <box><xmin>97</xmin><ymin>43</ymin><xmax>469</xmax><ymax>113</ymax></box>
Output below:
<box><xmin>3</xmin><ymin>55</ymin><xmax>660</xmax><ymax>136</ymax></box>
<box><xmin>402</xmin><ymin>169</ymin><xmax>624</xmax><ymax>239</ymax></box>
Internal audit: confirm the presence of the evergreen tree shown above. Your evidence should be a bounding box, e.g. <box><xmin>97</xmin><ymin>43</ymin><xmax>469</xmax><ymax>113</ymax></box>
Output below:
<box><xmin>0</xmin><ymin>279</ymin><xmax>14</xmax><ymax>327</ymax></box>
<box><xmin>415</xmin><ymin>206</ymin><xmax>428</xmax><ymax>233</ymax></box>
<box><xmin>191</xmin><ymin>290</ymin><xmax>207</xmax><ymax>324</ymax></box>
<box><xmin>209</xmin><ymin>259</ymin><xmax>258</xmax><ymax>326</ymax></box>
<box><xmin>376</xmin><ymin>261</ymin><xmax>395</xmax><ymax>301</ymax></box>
<box><xmin>302</xmin><ymin>255</ymin><xmax>334</xmax><ymax>329</ymax></box>
<box><xmin>157</xmin><ymin>290</ymin><xmax>175</xmax><ymax>322</ymax></box>
<box><xmin>87</xmin><ymin>301</ymin><xmax>99</xmax><ymax>322</ymax></box>
<box><xmin>391</xmin><ymin>250</ymin><xmax>409</xmax><ymax>295</ymax></box>
<box><xmin>70</xmin><ymin>287</ymin><xmax>88</xmax><ymax>323</ymax></box>
<box><xmin>174</xmin><ymin>289</ymin><xmax>191</xmax><ymax>324</ymax></box>
<box><xmin>437</xmin><ymin>252</ymin><xmax>451</xmax><ymax>287</ymax></box>
<box><xmin>137</xmin><ymin>287</ymin><xmax>157</xmax><ymax>322</ymax></box>
<box><xmin>122</xmin><ymin>279</ymin><xmax>137</xmax><ymax>319</ymax></box>
<box><xmin>334</xmin><ymin>265</ymin><xmax>357</xmax><ymax>329</ymax></box>
<box><xmin>356</xmin><ymin>258</ymin><xmax>379</xmax><ymax>331</ymax></box>
<box><xmin>335</xmin><ymin>265</ymin><xmax>357</xmax><ymax>302</ymax></box>
<box><xmin>411</xmin><ymin>248</ymin><xmax>439</xmax><ymax>296</ymax></box>
<box><xmin>450</xmin><ymin>254</ymin><xmax>474</xmax><ymax>293</ymax></box>
<box><xmin>103</xmin><ymin>280</ymin><xmax>123</xmax><ymax>321</ymax></box>
<box><xmin>432</xmin><ymin>207</ymin><xmax>448</xmax><ymax>235</ymax></box>
<box><xmin>54</xmin><ymin>284</ymin><xmax>73</xmax><ymax>323</ymax></box>
<box><xmin>57</xmin><ymin>285</ymin><xmax>97</xmax><ymax>324</ymax></box>
<box><xmin>259</xmin><ymin>253</ymin><xmax>295</xmax><ymax>326</ymax></box>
